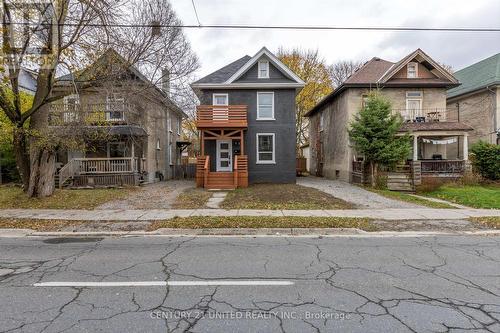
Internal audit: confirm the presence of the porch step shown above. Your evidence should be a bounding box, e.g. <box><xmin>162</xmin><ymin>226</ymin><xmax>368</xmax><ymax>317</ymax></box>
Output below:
<box><xmin>206</xmin><ymin>172</ymin><xmax>236</xmax><ymax>190</ymax></box>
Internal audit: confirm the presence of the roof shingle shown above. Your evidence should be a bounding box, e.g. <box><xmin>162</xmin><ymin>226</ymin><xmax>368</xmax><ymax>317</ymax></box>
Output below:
<box><xmin>447</xmin><ymin>53</ymin><xmax>500</xmax><ymax>98</ymax></box>
<box><xmin>192</xmin><ymin>55</ymin><xmax>251</xmax><ymax>84</ymax></box>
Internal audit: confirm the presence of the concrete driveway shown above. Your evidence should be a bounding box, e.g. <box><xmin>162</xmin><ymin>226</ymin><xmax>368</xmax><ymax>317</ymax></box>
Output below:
<box><xmin>297</xmin><ymin>177</ymin><xmax>423</xmax><ymax>209</ymax></box>
<box><xmin>0</xmin><ymin>235</ymin><xmax>499</xmax><ymax>332</ymax></box>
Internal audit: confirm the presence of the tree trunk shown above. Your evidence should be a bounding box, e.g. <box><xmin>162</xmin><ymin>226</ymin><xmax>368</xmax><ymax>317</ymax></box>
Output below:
<box><xmin>13</xmin><ymin>128</ymin><xmax>30</xmax><ymax>190</ymax></box>
<box><xmin>27</xmin><ymin>147</ymin><xmax>56</xmax><ymax>198</ymax></box>
<box><xmin>370</xmin><ymin>161</ymin><xmax>375</xmax><ymax>188</ymax></box>
<box><xmin>27</xmin><ymin>104</ymin><xmax>56</xmax><ymax>198</ymax></box>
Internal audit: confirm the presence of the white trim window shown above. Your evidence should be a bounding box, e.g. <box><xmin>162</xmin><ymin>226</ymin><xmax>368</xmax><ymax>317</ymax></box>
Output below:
<box><xmin>106</xmin><ymin>93</ymin><xmax>125</xmax><ymax>121</ymax></box>
<box><xmin>156</xmin><ymin>139</ymin><xmax>161</xmax><ymax>150</ymax></box>
<box><xmin>169</xmin><ymin>143</ymin><xmax>174</xmax><ymax>166</ymax></box>
<box><xmin>213</xmin><ymin>93</ymin><xmax>228</xmax><ymax>106</ymax></box>
<box><xmin>177</xmin><ymin>117</ymin><xmax>181</xmax><ymax>136</ymax></box>
<box><xmin>406</xmin><ymin>91</ymin><xmax>423</xmax><ymax>121</ymax></box>
<box><xmin>257</xmin><ymin>92</ymin><xmax>274</xmax><ymax>120</ymax></box>
<box><xmin>258</xmin><ymin>60</ymin><xmax>269</xmax><ymax>79</ymax></box>
<box><xmin>407</xmin><ymin>62</ymin><xmax>418</xmax><ymax>78</ymax></box>
<box><xmin>319</xmin><ymin>112</ymin><xmax>324</xmax><ymax>132</ymax></box>
<box><xmin>63</xmin><ymin>94</ymin><xmax>80</xmax><ymax>122</ymax></box>
<box><xmin>256</xmin><ymin>133</ymin><xmax>275</xmax><ymax>164</ymax></box>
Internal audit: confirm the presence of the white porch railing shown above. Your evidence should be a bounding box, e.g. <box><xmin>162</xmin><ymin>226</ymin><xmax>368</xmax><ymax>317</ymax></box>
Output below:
<box><xmin>58</xmin><ymin>158</ymin><xmax>140</xmax><ymax>188</ymax></box>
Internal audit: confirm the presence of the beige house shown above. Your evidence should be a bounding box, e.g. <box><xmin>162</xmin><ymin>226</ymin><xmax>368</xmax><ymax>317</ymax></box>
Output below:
<box><xmin>48</xmin><ymin>50</ymin><xmax>186</xmax><ymax>187</ymax></box>
<box><xmin>305</xmin><ymin>49</ymin><xmax>473</xmax><ymax>184</ymax></box>
<box><xmin>447</xmin><ymin>53</ymin><xmax>500</xmax><ymax>145</ymax></box>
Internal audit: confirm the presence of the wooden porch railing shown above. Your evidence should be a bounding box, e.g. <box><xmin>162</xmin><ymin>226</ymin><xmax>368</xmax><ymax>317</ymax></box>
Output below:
<box><xmin>421</xmin><ymin>160</ymin><xmax>465</xmax><ymax>174</ymax></box>
<box><xmin>203</xmin><ymin>156</ymin><xmax>210</xmax><ymax>188</ymax></box>
<box><xmin>235</xmin><ymin>155</ymin><xmax>248</xmax><ymax>188</ymax></box>
<box><xmin>196</xmin><ymin>105</ymin><xmax>247</xmax><ymax>128</ymax></box>
<box><xmin>58</xmin><ymin>157</ymin><xmax>139</xmax><ymax>188</ymax></box>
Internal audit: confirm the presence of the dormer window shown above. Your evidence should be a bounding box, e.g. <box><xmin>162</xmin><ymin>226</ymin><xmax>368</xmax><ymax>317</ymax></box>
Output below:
<box><xmin>258</xmin><ymin>60</ymin><xmax>269</xmax><ymax>79</ymax></box>
<box><xmin>407</xmin><ymin>62</ymin><xmax>418</xmax><ymax>78</ymax></box>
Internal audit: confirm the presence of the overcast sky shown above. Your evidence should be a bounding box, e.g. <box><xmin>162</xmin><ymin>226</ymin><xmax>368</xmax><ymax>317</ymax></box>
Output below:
<box><xmin>170</xmin><ymin>0</ymin><xmax>500</xmax><ymax>78</ymax></box>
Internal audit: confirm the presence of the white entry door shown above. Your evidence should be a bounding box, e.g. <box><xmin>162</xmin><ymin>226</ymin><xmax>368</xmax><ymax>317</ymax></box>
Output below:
<box><xmin>216</xmin><ymin>140</ymin><xmax>232</xmax><ymax>172</ymax></box>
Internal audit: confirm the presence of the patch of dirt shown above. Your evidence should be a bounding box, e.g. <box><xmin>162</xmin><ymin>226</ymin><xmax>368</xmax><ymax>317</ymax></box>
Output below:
<box><xmin>372</xmin><ymin>219</ymin><xmax>484</xmax><ymax>232</ymax></box>
<box><xmin>96</xmin><ymin>180</ymin><xmax>194</xmax><ymax>209</ymax></box>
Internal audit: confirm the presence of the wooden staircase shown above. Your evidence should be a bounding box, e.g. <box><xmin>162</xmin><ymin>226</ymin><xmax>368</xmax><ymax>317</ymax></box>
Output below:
<box><xmin>386</xmin><ymin>165</ymin><xmax>415</xmax><ymax>192</ymax></box>
<box><xmin>205</xmin><ymin>172</ymin><xmax>236</xmax><ymax>190</ymax></box>
<box><xmin>196</xmin><ymin>155</ymin><xmax>248</xmax><ymax>190</ymax></box>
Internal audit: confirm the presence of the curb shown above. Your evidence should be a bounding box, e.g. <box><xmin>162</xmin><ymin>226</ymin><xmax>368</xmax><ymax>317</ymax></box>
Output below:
<box><xmin>1</xmin><ymin>228</ymin><xmax>499</xmax><ymax>238</ymax></box>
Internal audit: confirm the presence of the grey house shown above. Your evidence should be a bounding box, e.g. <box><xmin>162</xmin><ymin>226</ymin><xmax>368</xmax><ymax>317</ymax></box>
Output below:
<box><xmin>191</xmin><ymin>47</ymin><xmax>304</xmax><ymax>189</ymax></box>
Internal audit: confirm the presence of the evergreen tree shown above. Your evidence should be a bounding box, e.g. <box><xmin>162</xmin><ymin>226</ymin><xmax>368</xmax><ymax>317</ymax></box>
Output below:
<box><xmin>348</xmin><ymin>91</ymin><xmax>411</xmax><ymax>187</ymax></box>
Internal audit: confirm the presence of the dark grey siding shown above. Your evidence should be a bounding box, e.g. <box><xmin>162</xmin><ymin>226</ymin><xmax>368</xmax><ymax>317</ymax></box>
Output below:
<box><xmin>235</xmin><ymin>56</ymin><xmax>295</xmax><ymax>84</ymax></box>
<box><xmin>200</xmin><ymin>89</ymin><xmax>296</xmax><ymax>183</ymax></box>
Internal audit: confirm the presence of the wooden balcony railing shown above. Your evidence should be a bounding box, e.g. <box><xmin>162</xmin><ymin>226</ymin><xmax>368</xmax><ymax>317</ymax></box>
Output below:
<box><xmin>393</xmin><ymin>108</ymin><xmax>458</xmax><ymax>123</ymax></box>
<box><xmin>49</xmin><ymin>102</ymin><xmax>134</xmax><ymax>126</ymax></box>
<box><xmin>196</xmin><ymin>105</ymin><xmax>247</xmax><ymax>128</ymax></box>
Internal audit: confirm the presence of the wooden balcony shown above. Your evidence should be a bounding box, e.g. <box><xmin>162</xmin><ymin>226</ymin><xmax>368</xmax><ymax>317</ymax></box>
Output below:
<box><xmin>48</xmin><ymin>102</ymin><xmax>134</xmax><ymax>126</ymax></box>
<box><xmin>196</xmin><ymin>105</ymin><xmax>248</xmax><ymax>129</ymax></box>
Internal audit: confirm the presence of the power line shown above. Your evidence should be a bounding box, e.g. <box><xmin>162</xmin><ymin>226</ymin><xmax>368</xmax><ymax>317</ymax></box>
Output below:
<box><xmin>5</xmin><ymin>21</ymin><xmax>500</xmax><ymax>32</ymax></box>
<box><xmin>190</xmin><ymin>0</ymin><xmax>201</xmax><ymax>26</ymax></box>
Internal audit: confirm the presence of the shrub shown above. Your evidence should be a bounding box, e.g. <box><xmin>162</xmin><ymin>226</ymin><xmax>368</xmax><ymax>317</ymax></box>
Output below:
<box><xmin>470</xmin><ymin>141</ymin><xmax>500</xmax><ymax>180</ymax></box>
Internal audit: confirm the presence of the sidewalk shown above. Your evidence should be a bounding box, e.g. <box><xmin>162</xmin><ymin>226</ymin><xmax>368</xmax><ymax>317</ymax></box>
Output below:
<box><xmin>1</xmin><ymin>208</ymin><xmax>499</xmax><ymax>221</ymax></box>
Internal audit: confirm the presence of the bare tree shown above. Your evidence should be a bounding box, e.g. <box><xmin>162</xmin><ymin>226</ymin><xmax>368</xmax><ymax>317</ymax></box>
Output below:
<box><xmin>328</xmin><ymin>60</ymin><xmax>365</xmax><ymax>88</ymax></box>
<box><xmin>277</xmin><ymin>48</ymin><xmax>333</xmax><ymax>149</ymax></box>
<box><xmin>0</xmin><ymin>0</ymin><xmax>198</xmax><ymax>197</ymax></box>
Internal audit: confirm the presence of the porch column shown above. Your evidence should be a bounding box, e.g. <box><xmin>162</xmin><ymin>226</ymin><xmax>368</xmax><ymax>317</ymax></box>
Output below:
<box><xmin>413</xmin><ymin>135</ymin><xmax>419</xmax><ymax>161</ymax></box>
<box><xmin>131</xmin><ymin>143</ymin><xmax>136</xmax><ymax>172</ymax></box>
<box><xmin>463</xmin><ymin>134</ymin><xmax>469</xmax><ymax>160</ymax></box>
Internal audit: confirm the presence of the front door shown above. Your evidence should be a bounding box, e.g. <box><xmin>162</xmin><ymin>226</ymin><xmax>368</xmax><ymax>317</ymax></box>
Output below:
<box><xmin>216</xmin><ymin>140</ymin><xmax>232</xmax><ymax>172</ymax></box>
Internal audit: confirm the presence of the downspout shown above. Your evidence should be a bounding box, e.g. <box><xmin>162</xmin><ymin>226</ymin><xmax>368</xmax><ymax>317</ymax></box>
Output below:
<box><xmin>486</xmin><ymin>85</ymin><xmax>497</xmax><ymax>143</ymax></box>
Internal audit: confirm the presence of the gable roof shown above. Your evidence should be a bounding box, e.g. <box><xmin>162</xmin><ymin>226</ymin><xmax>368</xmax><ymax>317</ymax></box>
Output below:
<box><xmin>378</xmin><ymin>48</ymin><xmax>458</xmax><ymax>84</ymax></box>
<box><xmin>192</xmin><ymin>56</ymin><xmax>251</xmax><ymax>84</ymax></box>
<box><xmin>305</xmin><ymin>49</ymin><xmax>459</xmax><ymax>117</ymax></box>
<box><xmin>191</xmin><ymin>47</ymin><xmax>305</xmax><ymax>89</ymax></box>
<box><xmin>55</xmin><ymin>49</ymin><xmax>186</xmax><ymax>117</ymax></box>
<box><xmin>447</xmin><ymin>53</ymin><xmax>500</xmax><ymax>99</ymax></box>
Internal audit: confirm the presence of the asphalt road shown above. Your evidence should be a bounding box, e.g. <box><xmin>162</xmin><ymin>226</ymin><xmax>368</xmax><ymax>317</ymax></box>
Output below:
<box><xmin>0</xmin><ymin>235</ymin><xmax>499</xmax><ymax>333</ymax></box>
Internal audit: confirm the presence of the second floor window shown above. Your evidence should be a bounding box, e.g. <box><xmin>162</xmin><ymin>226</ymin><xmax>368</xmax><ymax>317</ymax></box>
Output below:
<box><xmin>319</xmin><ymin>112</ymin><xmax>324</xmax><ymax>132</ymax></box>
<box><xmin>257</xmin><ymin>92</ymin><xmax>274</xmax><ymax>120</ymax></box>
<box><xmin>106</xmin><ymin>93</ymin><xmax>125</xmax><ymax>121</ymax></box>
<box><xmin>258</xmin><ymin>60</ymin><xmax>269</xmax><ymax>78</ymax></box>
<box><xmin>406</xmin><ymin>91</ymin><xmax>423</xmax><ymax>120</ymax></box>
<box><xmin>63</xmin><ymin>94</ymin><xmax>80</xmax><ymax>122</ymax></box>
<box><xmin>213</xmin><ymin>93</ymin><xmax>228</xmax><ymax>106</ymax></box>
<box><xmin>407</xmin><ymin>62</ymin><xmax>418</xmax><ymax>78</ymax></box>
<box><xmin>168</xmin><ymin>115</ymin><xmax>172</xmax><ymax>132</ymax></box>
<box><xmin>177</xmin><ymin>117</ymin><xmax>181</xmax><ymax>135</ymax></box>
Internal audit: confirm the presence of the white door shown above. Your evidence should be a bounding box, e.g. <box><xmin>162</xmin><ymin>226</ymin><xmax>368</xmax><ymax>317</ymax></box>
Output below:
<box><xmin>216</xmin><ymin>140</ymin><xmax>232</xmax><ymax>172</ymax></box>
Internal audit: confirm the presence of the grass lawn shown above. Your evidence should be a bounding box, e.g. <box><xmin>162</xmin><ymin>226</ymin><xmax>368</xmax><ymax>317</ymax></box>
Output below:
<box><xmin>0</xmin><ymin>216</ymin><xmax>377</xmax><ymax>232</ymax></box>
<box><xmin>220</xmin><ymin>184</ymin><xmax>353</xmax><ymax>210</ymax></box>
<box><xmin>148</xmin><ymin>216</ymin><xmax>376</xmax><ymax>231</ymax></box>
<box><xmin>0</xmin><ymin>218</ymin><xmax>88</xmax><ymax>231</ymax></box>
<box><xmin>422</xmin><ymin>185</ymin><xmax>500</xmax><ymax>209</ymax></box>
<box><xmin>0</xmin><ymin>186</ymin><xmax>133</xmax><ymax>209</ymax></box>
<box><xmin>368</xmin><ymin>188</ymin><xmax>455</xmax><ymax>208</ymax></box>
<box><xmin>469</xmin><ymin>216</ymin><xmax>500</xmax><ymax>229</ymax></box>
<box><xmin>172</xmin><ymin>188</ymin><xmax>213</xmax><ymax>209</ymax></box>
